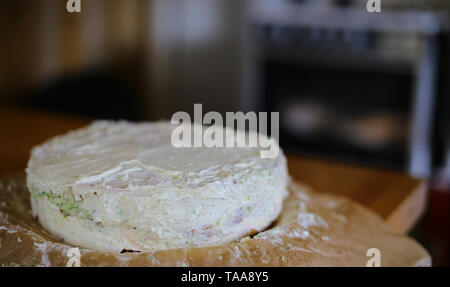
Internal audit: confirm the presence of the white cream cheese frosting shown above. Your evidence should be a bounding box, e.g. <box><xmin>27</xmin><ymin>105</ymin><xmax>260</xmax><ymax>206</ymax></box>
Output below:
<box><xmin>26</xmin><ymin>121</ymin><xmax>288</xmax><ymax>253</ymax></box>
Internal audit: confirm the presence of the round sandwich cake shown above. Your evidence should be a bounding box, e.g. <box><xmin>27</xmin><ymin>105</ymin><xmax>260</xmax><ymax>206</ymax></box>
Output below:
<box><xmin>26</xmin><ymin>121</ymin><xmax>288</xmax><ymax>253</ymax></box>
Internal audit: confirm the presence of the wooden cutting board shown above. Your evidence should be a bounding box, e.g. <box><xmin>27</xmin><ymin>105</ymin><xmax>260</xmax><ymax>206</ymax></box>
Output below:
<box><xmin>287</xmin><ymin>155</ymin><xmax>427</xmax><ymax>234</ymax></box>
<box><xmin>0</xmin><ymin>175</ymin><xmax>431</xmax><ymax>266</ymax></box>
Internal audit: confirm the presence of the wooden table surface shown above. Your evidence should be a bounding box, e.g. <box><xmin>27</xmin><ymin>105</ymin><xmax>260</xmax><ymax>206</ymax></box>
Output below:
<box><xmin>0</xmin><ymin>106</ymin><xmax>427</xmax><ymax>234</ymax></box>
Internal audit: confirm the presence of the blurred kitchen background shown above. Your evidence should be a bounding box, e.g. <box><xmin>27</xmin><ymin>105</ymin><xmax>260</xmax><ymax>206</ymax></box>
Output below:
<box><xmin>0</xmin><ymin>0</ymin><xmax>449</xmax><ymax>265</ymax></box>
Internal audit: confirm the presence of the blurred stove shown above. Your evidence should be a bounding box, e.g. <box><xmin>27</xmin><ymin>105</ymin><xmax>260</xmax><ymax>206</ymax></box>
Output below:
<box><xmin>244</xmin><ymin>0</ymin><xmax>448</xmax><ymax>176</ymax></box>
